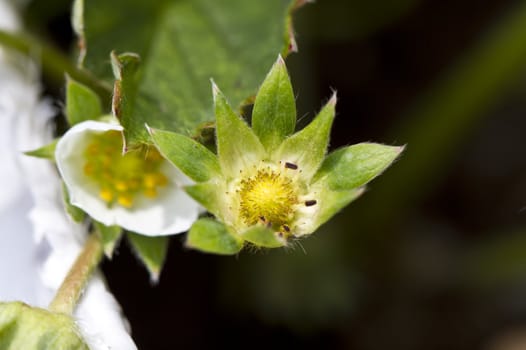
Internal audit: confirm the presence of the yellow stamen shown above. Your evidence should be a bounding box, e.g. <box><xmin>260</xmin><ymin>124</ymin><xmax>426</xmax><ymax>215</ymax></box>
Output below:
<box><xmin>117</xmin><ymin>194</ymin><xmax>133</xmax><ymax>208</ymax></box>
<box><xmin>143</xmin><ymin>174</ymin><xmax>157</xmax><ymax>189</ymax></box>
<box><xmin>143</xmin><ymin>188</ymin><xmax>158</xmax><ymax>198</ymax></box>
<box><xmin>99</xmin><ymin>188</ymin><xmax>114</xmax><ymax>203</ymax></box>
<box><xmin>114</xmin><ymin>180</ymin><xmax>128</xmax><ymax>192</ymax></box>
<box><xmin>83</xmin><ymin>130</ymin><xmax>169</xmax><ymax>209</ymax></box>
<box><xmin>237</xmin><ymin>168</ymin><xmax>298</xmax><ymax>228</ymax></box>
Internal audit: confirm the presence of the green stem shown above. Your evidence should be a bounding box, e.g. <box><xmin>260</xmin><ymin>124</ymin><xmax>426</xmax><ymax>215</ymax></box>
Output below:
<box><xmin>0</xmin><ymin>30</ymin><xmax>112</xmax><ymax>103</ymax></box>
<box><xmin>48</xmin><ymin>233</ymin><xmax>103</xmax><ymax>315</ymax></box>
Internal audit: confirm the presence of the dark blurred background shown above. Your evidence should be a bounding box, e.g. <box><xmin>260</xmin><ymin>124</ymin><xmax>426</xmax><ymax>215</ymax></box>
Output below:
<box><xmin>22</xmin><ymin>0</ymin><xmax>526</xmax><ymax>348</ymax></box>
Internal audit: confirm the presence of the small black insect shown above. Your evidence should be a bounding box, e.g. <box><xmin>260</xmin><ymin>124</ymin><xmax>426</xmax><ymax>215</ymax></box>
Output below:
<box><xmin>285</xmin><ymin>162</ymin><xmax>298</xmax><ymax>170</ymax></box>
<box><xmin>305</xmin><ymin>200</ymin><xmax>317</xmax><ymax>207</ymax></box>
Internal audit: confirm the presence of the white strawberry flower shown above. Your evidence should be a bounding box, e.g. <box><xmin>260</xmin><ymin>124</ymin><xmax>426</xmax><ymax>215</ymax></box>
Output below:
<box><xmin>55</xmin><ymin>120</ymin><xmax>200</xmax><ymax>236</ymax></box>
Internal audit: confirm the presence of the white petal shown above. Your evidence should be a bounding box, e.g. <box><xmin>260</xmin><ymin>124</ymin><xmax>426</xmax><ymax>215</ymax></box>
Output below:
<box><xmin>56</xmin><ymin>120</ymin><xmax>200</xmax><ymax>236</ymax></box>
<box><xmin>76</xmin><ymin>275</ymin><xmax>137</xmax><ymax>350</ymax></box>
<box><xmin>0</xmin><ymin>51</ymin><xmax>55</xmax><ymax>211</ymax></box>
<box><xmin>0</xmin><ymin>193</ymin><xmax>47</xmax><ymax>306</ymax></box>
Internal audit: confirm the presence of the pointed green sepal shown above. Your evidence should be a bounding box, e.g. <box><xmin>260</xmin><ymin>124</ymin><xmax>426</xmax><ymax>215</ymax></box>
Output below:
<box><xmin>313</xmin><ymin>143</ymin><xmax>404</xmax><ymax>191</ymax></box>
<box><xmin>127</xmin><ymin>232</ymin><xmax>169</xmax><ymax>283</ymax></box>
<box><xmin>61</xmin><ymin>181</ymin><xmax>85</xmax><ymax>223</ymax></box>
<box><xmin>186</xmin><ymin>218</ymin><xmax>243</xmax><ymax>255</ymax></box>
<box><xmin>149</xmin><ymin>127</ymin><xmax>221</xmax><ymax>182</ymax></box>
<box><xmin>94</xmin><ymin>221</ymin><xmax>122</xmax><ymax>258</ymax></box>
<box><xmin>252</xmin><ymin>55</ymin><xmax>296</xmax><ymax>152</ymax></box>
<box><xmin>0</xmin><ymin>302</ymin><xmax>89</xmax><ymax>349</ymax></box>
<box><xmin>185</xmin><ymin>182</ymin><xmax>224</xmax><ymax>218</ymax></box>
<box><xmin>275</xmin><ymin>93</ymin><xmax>336</xmax><ymax>180</ymax></box>
<box><xmin>213</xmin><ymin>82</ymin><xmax>265</xmax><ymax>178</ymax></box>
<box><xmin>24</xmin><ymin>139</ymin><xmax>58</xmax><ymax>160</ymax></box>
<box><xmin>66</xmin><ymin>76</ymin><xmax>102</xmax><ymax>126</ymax></box>
<box><xmin>242</xmin><ymin>225</ymin><xmax>286</xmax><ymax>248</ymax></box>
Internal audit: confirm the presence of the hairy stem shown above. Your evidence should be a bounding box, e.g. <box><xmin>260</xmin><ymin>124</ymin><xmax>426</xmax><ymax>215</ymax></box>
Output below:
<box><xmin>49</xmin><ymin>233</ymin><xmax>103</xmax><ymax>315</ymax></box>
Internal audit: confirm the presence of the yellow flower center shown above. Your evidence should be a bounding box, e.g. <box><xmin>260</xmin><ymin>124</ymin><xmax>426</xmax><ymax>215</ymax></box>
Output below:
<box><xmin>83</xmin><ymin>130</ymin><xmax>168</xmax><ymax>208</ymax></box>
<box><xmin>237</xmin><ymin>167</ymin><xmax>298</xmax><ymax>231</ymax></box>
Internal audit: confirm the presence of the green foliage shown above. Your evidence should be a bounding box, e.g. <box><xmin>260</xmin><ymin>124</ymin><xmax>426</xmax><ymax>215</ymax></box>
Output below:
<box><xmin>24</xmin><ymin>139</ymin><xmax>57</xmax><ymax>160</ymax></box>
<box><xmin>314</xmin><ymin>143</ymin><xmax>404</xmax><ymax>191</ymax></box>
<box><xmin>126</xmin><ymin>232</ymin><xmax>169</xmax><ymax>282</ymax></box>
<box><xmin>61</xmin><ymin>182</ymin><xmax>85</xmax><ymax>223</ymax></box>
<box><xmin>94</xmin><ymin>221</ymin><xmax>122</xmax><ymax>259</ymax></box>
<box><xmin>149</xmin><ymin>128</ymin><xmax>221</xmax><ymax>182</ymax></box>
<box><xmin>184</xmin><ymin>182</ymin><xmax>223</xmax><ymax>218</ymax></box>
<box><xmin>81</xmin><ymin>0</ymin><xmax>298</xmax><ymax>146</ymax></box>
<box><xmin>242</xmin><ymin>226</ymin><xmax>285</xmax><ymax>248</ymax></box>
<box><xmin>186</xmin><ymin>218</ymin><xmax>243</xmax><ymax>255</ymax></box>
<box><xmin>65</xmin><ymin>76</ymin><xmax>102</xmax><ymax>126</ymax></box>
<box><xmin>275</xmin><ymin>94</ymin><xmax>336</xmax><ymax>180</ymax></box>
<box><xmin>110</xmin><ymin>52</ymin><xmax>141</xmax><ymax>144</ymax></box>
<box><xmin>252</xmin><ymin>56</ymin><xmax>296</xmax><ymax>152</ymax></box>
<box><xmin>0</xmin><ymin>302</ymin><xmax>89</xmax><ymax>349</ymax></box>
<box><xmin>213</xmin><ymin>83</ymin><xmax>265</xmax><ymax>178</ymax></box>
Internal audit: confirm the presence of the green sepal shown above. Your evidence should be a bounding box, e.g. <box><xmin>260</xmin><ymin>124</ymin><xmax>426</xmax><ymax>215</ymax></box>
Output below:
<box><xmin>252</xmin><ymin>55</ymin><xmax>296</xmax><ymax>152</ymax></box>
<box><xmin>185</xmin><ymin>182</ymin><xmax>224</xmax><ymax>218</ymax></box>
<box><xmin>0</xmin><ymin>302</ymin><xmax>89</xmax><ymax>349</ymax></box>
<box><xmin>275</xmin><ymin>93</ymin><xmax>336</xmax><ymax>180</ymax></box>
<box><xmin>110</xmin><ymin>52</ymin><xmax>141</xmax><ymax>148</ymax></box>
<box><xmin>308</xmin><ymin>187</ymin><xmax>365</xmax><ymax>233</ymax></box>
<box><xmin>186</xmin><ymin>218</ymin><xmax>243</xmax><ymax>255</ymax></box>
<box><xmin>61</xmin><ymin>181</ymin><xmax>85</xmax><ymax>223</ymax></box>
<box><xmin>242</xmin><ymin>225</ymin><xmax>286</xmax><ymax>248</ymax></box>
<box><xmin>94</xmin><ymin>221</ymin><xmax>122</xmax><ymax>259</ymax></box>
<box><xmin>126</xmin><ymin>232</ymin><xmax>169</xmax><ymax>283</ymax></box>
<box><xmin>65</xmin><ymin>76</ymin><xmax>102</xmax><ymax>126</ymax></box>
<box><xmin>24</xmin><ymin>139</ymin><xmax>58</xmax><ymax>160</ymax></box>
<box><xmin>149</xmin><ymin>127</ymin><xmax>221</xmax><ymax>182</ymax></box>
<box><xmin>213</xmin><ymin>82</ymin><xmax>265</xmax><ymax>178</ymax></box>
<box><xmin>313</xmin><ymin>143</ymin><xmax>404</xmax><ymax>191</ymax></box>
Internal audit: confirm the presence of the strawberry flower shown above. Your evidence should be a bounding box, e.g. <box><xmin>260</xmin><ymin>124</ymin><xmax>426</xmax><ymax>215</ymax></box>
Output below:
<box><xmin>150</xmin><ymin>56</ymin><xmax>403</xmax><ymax>254</ymax></box>
<box><xmin>55</xmin><ymin>120</ymin><xmax>200</xmax><ymax>236</ymax></box>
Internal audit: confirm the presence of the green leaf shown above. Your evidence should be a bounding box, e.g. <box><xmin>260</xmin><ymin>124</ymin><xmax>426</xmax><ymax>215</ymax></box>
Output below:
<box><xmin>82</xmin><ymin>0</ymin><xmax>299</xmax><ymax>146</ymax></box>
<box><xmin>94</xmin><ymin>221</ymin><xmax>122</xmax><ymax>258</ymax></box>
<box><xmin>149</xmin><ymin>128</ymin><xmax>221</xmax><ymax>182</ymax></box>
<box><xmin>0</xmin><ymin>302</ymin><xmax>89</xmax><ymax>349</ymax></box>
<box><xmin>185</xmin><ymin>182</ymin><xmax>224</xmax><ymax>218</ymax></box>
<box><xmin>214</xmin><ymin>83</ymin><xmax>265</xmax><ymax>178</ymax></box>
<box><xmin>66</xmin><ymin>76</ymin><xmax>102</xmax><ymax>126</ymax></box>
<box><xmin>81</xmin><ymin>0</ymin><xmax>169</xmax><ymax>80</ymax></box>
<box><xmin>275</xmin><ymin>94</ymin><xmax>336</xmax><ymax>180</ymax></box>
<box><xmin>252</xmin><ymin>55</ymin><xmax>296</xmax><ymax>152</ymax></box>
<box><xmin>61</xmin><ymin>181</ymin><xmax>85</xmax><ymax>223</ymax></box>
<box><xmin>110</xmin><ymin>52</ymin><xmax>141</xmax><ymax>148</ymax></box>
<box><xmin>242</xmin><ymin>225</ymin><xmax>285</xmax><ymax>248</ymax></box>
<box><xmin>186</xmin><ymin>218</ymin><xmax>243</xmax><ymax>255</ymax></box>
<box><xmin>127</xmin><ymin>232</ymin><xmax>169</xmax><ymax>282</ymax></box>
<box><xmin>24</xmin><ymin>139</ymin><xmax>58</xmax><ymax>160</ymax></box>
<box><xmin>313</xmin><ymin>143</ymin><xmax>404</xmax><ymax>191</ymax></box>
